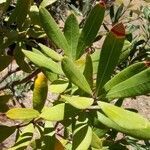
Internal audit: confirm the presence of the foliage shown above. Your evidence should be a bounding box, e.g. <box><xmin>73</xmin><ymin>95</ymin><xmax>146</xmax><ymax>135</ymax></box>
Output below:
<box><xmin>0</xmin><ymin>0</ymin><xmax>150</xmax><ymax>149</ymax></box>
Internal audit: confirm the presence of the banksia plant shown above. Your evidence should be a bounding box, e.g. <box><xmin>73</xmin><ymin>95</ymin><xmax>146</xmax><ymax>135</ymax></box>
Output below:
<box><xmin>3</xmin><ymin>1</ymin><xmax>150</xmax><ymax>149</ymax></box>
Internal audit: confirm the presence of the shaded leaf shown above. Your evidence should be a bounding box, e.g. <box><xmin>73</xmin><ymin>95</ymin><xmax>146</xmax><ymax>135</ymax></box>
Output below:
<box><xmin>96</xmin><ymin>23</ymin><xmax>125</xmax><ymax>96</ymax></box>
<box><xmin>61</xmin><ymin>57</ymin><xmax>92</xmax><ymax>95</ymax></box>
<box><xmin>106</xmin><ymin>67</ymin><xmax>150</xmax><ymax>99</ymax></box>
<box><xmin>76</xmin><ymin>3</ymin><xmax>105</xmax><ymax>59</ymax></box>
<box><xmin>61</xmin><ymin>95</ymin><xmax>94</xmax><ymax>109</ymax></box>
<box><xmin>23</xmin><ymin>50</ymin><xmax>63</xmax><ymax>74</ymax></box>
<box><xmin>64</xmin><ymin>13</ymin><xmax>79</xmax><ymax>59</ymax></box>
<box><xmin>6</xmin><ymin>108</ymin><xmax>39</xmax><ymax>120</ymax></box>
<box><xmin>0</xmin><ymin>125</ymin><xmax>16</xmax><ymax>143</ymax></box>
<box><xmin>39</xmin><ymin>7</ymin><xmax>70</xmax><ymax>56</ymax></box>
<box><xmin>0</xmin><ymin>55</ymin><xmax>13</xmax><ymax>71</ymax></box>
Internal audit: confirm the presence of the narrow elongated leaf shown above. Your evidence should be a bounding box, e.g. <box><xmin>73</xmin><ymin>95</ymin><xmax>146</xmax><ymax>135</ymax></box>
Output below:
<box><xmin>0</xmin><ymin>125</ymin><xmax>16</xmax><ymax>143</ymax></box>
<box><xmin>14</xmin><ymin>44</ymin><xmax>32</xmax><ymax>73</ymax></box>
<box><xmin>83</xmin><ymin>54</ymin><xmax>93</xmax><ymax>88</ymax></box>
<box><xmin>9</xmin><ymin>124</ymin><xmax>34</xmax><ymax>150</ymax></box>
<box><xmin>8</xmin><ymin>0</ymin><xmax>32</xmax><ymax>29</ymax></box>
<box><xmin>61</xmin><ymin>57</ymin><xmax>92</xmax><ymax>95</ymax></box>
<box><xmin>0</xmin><ymin>55</ymin><xmax>13</xmax><ymax>71</ymax></box>
<box><xmin>40</xmin><ymin>103</ymin><xmax>78</xmax><ymax>121</ymax></box>
<box><xmin>64</xmin><ymin>13</ymin><xmax>79</xmax><ymax>59</ymax></box>
<box><xmin>104</xmin><ymin>62</ymin><xmax>148</xmax><ymax>92</ymax></box>
<box><xmin>73</xmin><ymin>124</ymin><xmax>92</xmax><ymax>150</ymax></box>
<box><xmin>98</xmin><ymin>102</ymin><xmax>150</xmax><ymax>129</ymax></box>
<box><xmin>96</xmin><ymin>23</ymin><xmax>125</xmax><ymax>96</ymax></box>
<box><xmin>39</xmin><ymin>7</ymin><xmax>70</xmax><ymax>56</ymax></box>
<box><xmin>40</xmin><ymin>0</ymin><xmax>57</xmax><ymax>7</ymax></box>
<box><xmin>61</xmin><ymin>95</ymin><xmax>94</xmax><ymax>109</ymax></box>
<box><xmin>23</xmin><ymin>50</ymin><xmax>63</xmax><ymax>74</ymax></box>
<box><xmin>42</xmin><ymin>70</ymin><xmax>58</xmax><ymax>82</ymax></box>
<box><xmin>76</xmin><ymin>3</ymin><xmax>105</xmax><ymax>59</ymax></box>
<box><xmin>106</xmin><ymin>67</ymin><xmax>150</xmax><ymax>99</ymax></box>
<box><xmin>0</xmin><ymin>95</ymin><xmax>12</xmax><ymax>112</ymax></box>
<box><xmin>49</xmin><ymin>80</ymin><xmax>68</xmax><ymax>94</ymax></box>
<box><xmin>97</xmin><ymin>103</ymin><xmax>150</xmax><ymax>139</ymax></box>
<box><xmin>39</xmin><ymin>43</ymin><xmax>63</xmax><ymax>61</ymax></box>
<box><xmin>6</xmin><ymin>108</ymin><xmax>39</xmax><ymax>120</ymax></box>
<box><xmin>33</xmin><ymin>72</ymin><xmax>48</xmax><ymax>111</ymax></box>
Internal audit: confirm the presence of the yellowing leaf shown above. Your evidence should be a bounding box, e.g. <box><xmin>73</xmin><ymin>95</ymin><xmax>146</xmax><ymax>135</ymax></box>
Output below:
<box><xmin>6</xmin><ymin>108</ymin><xmax>39</xmax><ymax>120</ymax></box>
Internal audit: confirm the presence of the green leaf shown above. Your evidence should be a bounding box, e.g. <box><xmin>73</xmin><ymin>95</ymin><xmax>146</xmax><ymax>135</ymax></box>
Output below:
<box><xmin>9</xmin><ymin>124</ymin><xmax>34</xmax><ymax>150</ymax></box>
<box><xmin>61</xmin><ymin>95</ymin><xmax>94</xmax><ymax>109</ymax></box>
<box><xmin>73</xmin><ymin>124</ymin><xmax>92</xmax><ymax>150</ymax></box>
<box><xmin>83</xmin><ymin>54</ymin><xmax>93</xmax><ymax>89</ymax></box>
<box><xmin>91</xmin><ymin>131</ymin><xmax>103</xmax><ymax>149</ymax></box>
<box><xmin>64</xmin><ymin>13</ymin><xmax>79</xmax><ymax>59</ymax></box>
<box><xmin>104</xmin><ymin>62</ymin><xmax>148</xmax><ymax>93</ymax></box>
<box><xmin>40</xmin><ymin>103</ymin><xmax>78</xmax><ymax>121</ymax></box>
<box><xmin>41</xmin><ymin>121</ymin><xmax>55</xmax><ymax>150</ymax></box>
<box><xmin>14</xmin><ymin>44</ymin><xmax>32</xmax><ymax>73</ymax></box>
<box><xmin>8</xmin><ymin>0</ymin><xmax>32</xmax><ymax>29</ymax></box>
<box><xmin>23</xmin><ymin>50</ymin><xmax>63</xmax><ymax>74</ymax></box>
<box><xmin>106</xmin><ymin>67</ymin><xmax>150</xmax><ymax>99</ymax></box>
<box><xmin>97</xmin><ymin>102</ymin><xmax>150</xmax><ymax>139</ymax></box>
<box><xmin>0</xmin><ymin>125</ymin><xmax>16</xmax><ymax>143</ymax></box>
<box><xmin>0</xmin><ymin>55</ymin><xmax>13</xmax><ymax>71</ymax></box>
<box><xmin>0</xmin><ymin>95</ymin><xmax>12</xmax><ymax>112</ymax></box>
<box><xmin>61</xmin><ymin>57</ymin><xmax>92</xmax><ymax>95</ymax></box>
<box><xmin>76</xmin><ymin>3</ymin><xmax>105</xmax><ymax>59</ymax></box>
<box><xmin>39</xmin><ymin>7</ymin><xmax>70</xmax><ymax>56</ymax></box>
<box><xmin>6</xmin><ymin>108</ymin><xmax>40</xmax><ymax>120</ymax></box>
<box><xmin>49</xmin><ymin>80</ymin><xmax>69</xmax><ymax>94</ymax></box>
<box><xmin>39</xmin><ymin>43</ymin><xmax>63</xmax><ymax>61</ymax></box>
<box><xmin>42</xmin><ymin>70</ymin><xmax>58</xmax><ymax>82</ymax></box>
<box><xmin>96</xmin><ymin>23</ymin><xmax>125</xmax><ymax>96</ymax></box>
<box><xmin>40</xmin><ymin>0</ymin><xmax>57</xmax><ymax>7</ymax></box>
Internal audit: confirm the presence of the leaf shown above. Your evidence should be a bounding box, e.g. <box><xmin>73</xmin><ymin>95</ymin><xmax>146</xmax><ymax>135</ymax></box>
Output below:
<box><xmin>97</xmin><ymin>103</ymin><xmax>150</xmax><ymax>139</ymax></box>
<box><xmin>39</xmin><ymin>7</ymin><xmax>70</xmax><ymax>56</ymax></box>
<box><xmin>41</xmin><ymin>121</ymin><xmax>55</xmax><ymax>150</ymax></box>
<box><xmin>106</xmin><ymin>67</ymin><xmax>150</xmax><ymax>99</ymax></box>
<box><xmin>91</xmin><ymin>131</ymin><xmax>103</xmax><ymax>149</ymax></box>
<box><xmin>23</xmin><ymin>50</ymin><xmax>63</xmax><ymax>74</ymax></box>
<box><xmin>96</xmin><ymin>23</ymin><xmax>125</xmax><ymax>96</ymax></box>
<box><xmin>40</xmin><ymin>103</ymin><xmax>78</xmax><ymax>121</ymax></box>
<box><xmin>0</xmin><ymin>95</ymin><xmax>12</xmax><ymax>112</ymax></box>
<box><xmin>39</xmin><ymin>43</ymin><xmax>63</xmax><ymax>61</ymax></box>
<box><xmin>83</xmin><ymin>54</ymin><xmax>93</xmax><ymax>88</ymax></box>
<box><xmin>49</xmin><ymin>80</ymin><xmax>69</xmax><ymax>94</ymax></box>
<box><xmin>72</xmin><ymin>124</ymin><xmax>92</xmax><ymax>150</ymax></box>
<box><xmin>40</xmin><ymin>0</ymin><xmax>57</xmax><ymax>7</ymax></box>
<box><xmin>42</xmin><ymin>70</ymin><xmax>58</xmax><ymax>82</ymax></box>
<box><xmin>61</xmin><ymin>95</ymin><xmax>94</xmax><ymax>109</ymax></box>
<box><xmin>104</xmin><ymin>62</ymin><xmax>148</xmax><ymax>93</ymax></box>
<box><xmin>8</xmin><ymin>0</ymin><xmax>32</xmax><ymax>29</ymax></box>
<box><xmin>0</xmin><ymin>125</ymin><xmax>16</xmax><ymax>143</ymax></box>
<box><xmin>14</xmin><ymin>43</ymin><xmax>32</xmax><ymax>73</ymax></box>
<box><xmin>9</xmin><ymin>124</ymin><xmax>34</xmax><ymax>150</ymax></box>
<box><xmin>33</xmin><ymin>72</ymin><xmax>48</xmax><ymax>111</ymax></box>
<box><xmin>6</xmin><ymin>108</ymin><xmax>40</xmax><ymax>120</ymax></box>
<box><xmin>0</xmin><ymin>55</ymin><xmax>13</xmax><ymax>71</ymax></box>
<box><xmin>64</xmin><ymin>13</ymin><xmax>79</xmax><ymax>59</ymax></box>
<box><xmin>76</xmin><ymin>3</ymin><xmax>105</xmax><ymax>59</ymax></box>
<box><xmin>61</xmin><ymin>57</ymin><xmax>92</xmax><ymax>95</ymax></box>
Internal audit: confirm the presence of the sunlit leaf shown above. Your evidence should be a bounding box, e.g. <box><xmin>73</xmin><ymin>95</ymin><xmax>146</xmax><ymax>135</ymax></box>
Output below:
<box><xmin>61</xmin><ymin>95</ymin><xmax>94</xmax><ymax>109</ymax></box>
<box><xmin>6</xmin><ymin>108</ymin><xmax>40</xmax><ymax>120</ymax></box>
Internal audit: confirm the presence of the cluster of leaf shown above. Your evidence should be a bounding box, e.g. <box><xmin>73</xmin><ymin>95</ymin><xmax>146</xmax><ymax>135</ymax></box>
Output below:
<box><xmin>0</xmin><ymin>0</ymin><xmax>150</xmax><ymax>150</ymax></box>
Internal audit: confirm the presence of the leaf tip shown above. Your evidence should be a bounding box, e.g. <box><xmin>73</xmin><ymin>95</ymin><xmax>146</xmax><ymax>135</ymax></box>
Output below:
<box><xmin>111</xmin><ymin>23</ymin><xmax>125</xmax><ymax>38</ymax></box>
